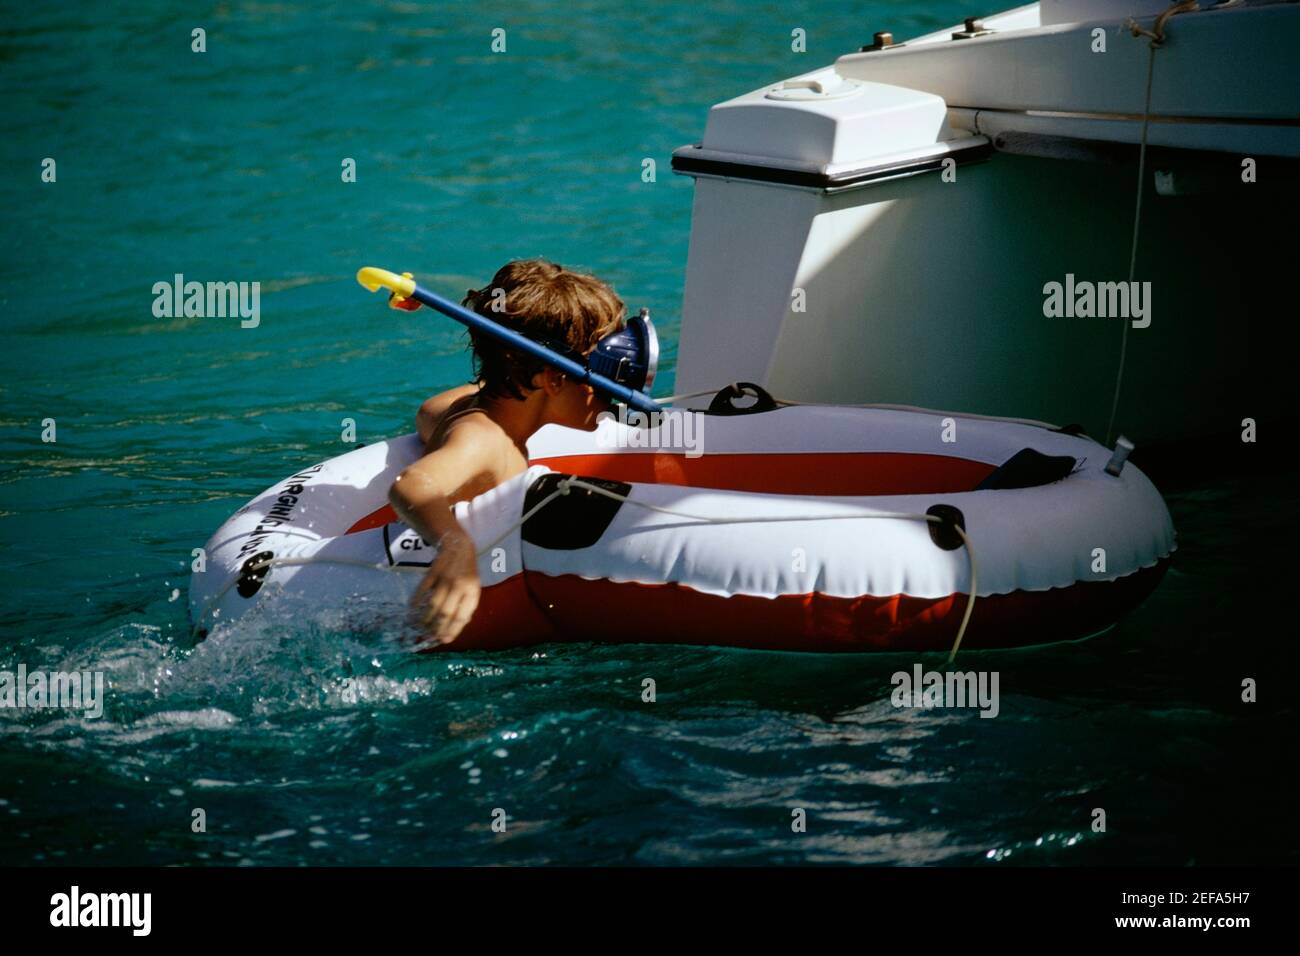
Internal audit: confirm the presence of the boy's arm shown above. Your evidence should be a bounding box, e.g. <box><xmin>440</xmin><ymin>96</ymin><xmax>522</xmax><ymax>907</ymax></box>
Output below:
<box><xmin>389</xmin><ymin>421</ymin><xmax>499</xmax><ymax>644</ymax></box>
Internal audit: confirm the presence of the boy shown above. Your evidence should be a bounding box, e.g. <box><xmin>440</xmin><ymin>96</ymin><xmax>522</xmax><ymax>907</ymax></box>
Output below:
<box><xmin>388</xmin><ymin>259</ymin><xmax>625</xmax><ymax>645</ymax></box>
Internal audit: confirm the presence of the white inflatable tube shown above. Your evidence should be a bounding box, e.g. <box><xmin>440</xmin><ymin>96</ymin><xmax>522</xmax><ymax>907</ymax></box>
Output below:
<box><xmin>189</xmin><ymin>405</ymin><xmax>1175</xmax><ymax>652</ymax></box>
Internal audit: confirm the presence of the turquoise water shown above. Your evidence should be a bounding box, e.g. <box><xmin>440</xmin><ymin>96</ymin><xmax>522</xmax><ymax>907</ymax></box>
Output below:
<box><xmin>2</xmin><ymin>1</ymin><xmax>1296</xmax><ymax>865</ymax></box>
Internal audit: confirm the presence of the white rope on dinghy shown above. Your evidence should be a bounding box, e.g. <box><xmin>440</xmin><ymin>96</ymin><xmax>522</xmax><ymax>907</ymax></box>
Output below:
<box><xmin>195</xmin><ymin>476</ymin><xmax>980</xmax><ymax>662</ymax></box>
<box><xmin>658</xmin><ymin>386</ymin><xmax>1066</xmax><ymax>433</ymax></box>
<box><xmin>524</xmin><ymin>477</ymin><xmax>981</xmax><ymax>664</ymax></box>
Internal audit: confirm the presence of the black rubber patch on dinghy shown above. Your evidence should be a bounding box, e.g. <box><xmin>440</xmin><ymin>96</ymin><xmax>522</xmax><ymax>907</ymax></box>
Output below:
<box><xmin>522</xmin><ymin>473</ymin><xmax>631</xmax><ymax>550</ymax></box>
<box><xmin>925</xmin><ymin>505</ymin><xmax>966</xmax><ymax>551</ymax></box>
<box><xmin>975</xmin><ymin>448</ymin><xmax>1077</xmax><ymax>491</ymax></box>
<box><xmin>236</xmin><ymin>550</ymin><xmax>275</xmax><ymax>598</ymax></box>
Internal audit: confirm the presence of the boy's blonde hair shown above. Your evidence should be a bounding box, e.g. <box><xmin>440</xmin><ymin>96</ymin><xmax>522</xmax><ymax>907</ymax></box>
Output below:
<box><xmin>462</xmin><ymin>259</ymin><xmax>625</xmax><ymax>400</ymax></box>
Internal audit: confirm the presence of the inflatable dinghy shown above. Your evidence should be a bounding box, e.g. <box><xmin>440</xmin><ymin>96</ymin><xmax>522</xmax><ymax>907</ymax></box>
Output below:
<box><xmin>189</xmin><ymin>399</ymin><xmax>1175</xmax><ymax>653</ymax></box>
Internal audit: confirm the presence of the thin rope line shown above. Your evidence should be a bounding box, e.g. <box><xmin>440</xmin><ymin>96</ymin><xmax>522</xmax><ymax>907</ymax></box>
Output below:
<box><xmin>196</xmin><ymin>476</ymin><xmax>981</xmax><ymax>659</ymax></box>
<box><xmin>657</xmin><ymin>385</ymin><xmax>1064</xmax><ymax>432</ymax></box>
<box><xmin>1106</xmin><ymin>0</ymin><xmax>1196</xmax><ymax>444</ymax></box>
<box><xmin>1105</xmin><ymin>41</ymin><xmax>1157</xmax><ymax>448</ymax></box>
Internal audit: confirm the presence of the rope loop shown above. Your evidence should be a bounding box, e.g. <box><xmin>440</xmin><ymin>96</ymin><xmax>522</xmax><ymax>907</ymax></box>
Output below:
<box><xmin>1126</xmin><ymin>0</ymin><xmax>1198</xmax><ymax>48</ymax></box>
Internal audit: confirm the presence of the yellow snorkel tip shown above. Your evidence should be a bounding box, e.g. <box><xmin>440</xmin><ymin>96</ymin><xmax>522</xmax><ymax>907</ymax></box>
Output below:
<box><xmin>356</xmin><ymin>267</ymin><xmax>416</xmax><ymax>298</ymax></box>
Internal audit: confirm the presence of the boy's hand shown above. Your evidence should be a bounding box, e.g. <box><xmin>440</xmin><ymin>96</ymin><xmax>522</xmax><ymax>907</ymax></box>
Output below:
<box><xmin>389</xmin><ymin>413</ymin><xmax>504</xmax><ymax>647</ymax></box>
<box><xmin>411</xmin><ymin>527</ymin><xmax>481</xmax><ymax>645</ymax></box>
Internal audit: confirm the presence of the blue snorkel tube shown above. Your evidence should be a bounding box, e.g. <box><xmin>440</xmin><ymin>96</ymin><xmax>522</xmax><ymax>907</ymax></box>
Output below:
<box><xmin>358</xmin><ymin>267</ymin><xmax>662</xmax><ymax>415</ymax></box>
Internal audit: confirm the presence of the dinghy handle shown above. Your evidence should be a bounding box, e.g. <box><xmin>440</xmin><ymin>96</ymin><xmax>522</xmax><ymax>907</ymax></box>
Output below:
<box><xmin>706</xmin><ymin>382</ymin><xmax>780</xmax><ymax>415</ymax></box>
<box><xmin>925</xmin><ymin>505</ymin><xmax>966</xmax><ymax>552</ymax></box>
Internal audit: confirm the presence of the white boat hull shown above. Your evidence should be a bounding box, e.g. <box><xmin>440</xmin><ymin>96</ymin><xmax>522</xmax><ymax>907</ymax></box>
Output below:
<box><xmin>671</xmin><ymin>1</ymin><xmax>1299</xmax><ymax>446</ymax></box>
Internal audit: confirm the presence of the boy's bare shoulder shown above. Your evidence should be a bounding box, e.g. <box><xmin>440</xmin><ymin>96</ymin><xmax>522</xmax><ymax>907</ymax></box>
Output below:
<box><xmin>430</xmin><ymin>402</ymin><xmax>516</xmax><ymax>460</ymax></box>
<box><xmin>440</xmin><ymin>407</ymin><xmax>507</xmax><ymax>442</ymax></box>
<box><xmin>420</xmin><ymin>384</ymin><xmax>479</xmax><ymax>418</ymax></box>
<box><xmin>426</xmin><ymin>405</ymin><xmax>525</xmax><ymax>491</ymax></box>
<box><xmin>417</xmin><ymin>384</ymin><xmax>481</xmax><ymax>445</ymax></box>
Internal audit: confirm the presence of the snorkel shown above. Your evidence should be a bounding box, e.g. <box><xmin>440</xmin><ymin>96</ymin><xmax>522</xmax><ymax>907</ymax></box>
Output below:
<box><xmin>357</xmin><ymin>267</ymin><xmax>662</xmax><ymax>415</ymax></box>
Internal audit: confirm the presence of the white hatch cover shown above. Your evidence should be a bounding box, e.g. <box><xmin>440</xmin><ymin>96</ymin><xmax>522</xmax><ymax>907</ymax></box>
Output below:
<box><xmin>699</xmin><ymin>68</ymin><xmax>955</xmax><ymax>169</ymax></box>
